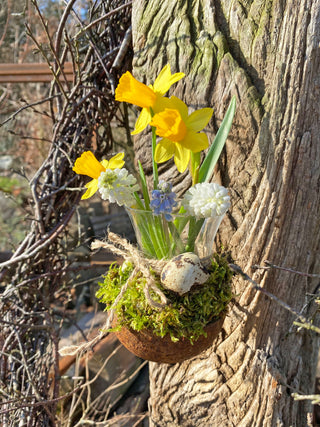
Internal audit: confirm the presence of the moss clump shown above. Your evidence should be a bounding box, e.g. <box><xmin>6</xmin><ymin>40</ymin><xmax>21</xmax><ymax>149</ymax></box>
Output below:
<box><xmin>96</xmin><ymin>254</ymin><xmax>233</xmax><ymax>343</ymax></box>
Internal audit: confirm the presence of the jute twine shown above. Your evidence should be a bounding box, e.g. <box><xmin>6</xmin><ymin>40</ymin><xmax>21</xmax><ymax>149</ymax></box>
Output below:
<box><xmin>59</xmin><ymin>232</ymin><xmax>169</xmax><ymax>357</ymax></box>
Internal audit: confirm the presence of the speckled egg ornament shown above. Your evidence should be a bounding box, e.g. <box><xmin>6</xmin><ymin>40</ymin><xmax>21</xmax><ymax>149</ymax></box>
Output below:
<box><xmin>160</xmin><ymin>252</ymin><xmax>210</xmax><ymax>295</ymax></box>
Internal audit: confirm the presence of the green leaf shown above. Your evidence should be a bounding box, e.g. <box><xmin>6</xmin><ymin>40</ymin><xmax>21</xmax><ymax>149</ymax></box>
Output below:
<box><xmin>198</xmin><ymin>96</ymin><xmax>236</xmax><ymax>183</ymax></box>
<box><xmin>133</xmin><ymin>192</ymin><xmax>145</xmax><ymax>210</ymax></box>
<box><xmin>138</xmin><ymin>160</ymin><xmax>150</xmax><ymax>209</ymax></box>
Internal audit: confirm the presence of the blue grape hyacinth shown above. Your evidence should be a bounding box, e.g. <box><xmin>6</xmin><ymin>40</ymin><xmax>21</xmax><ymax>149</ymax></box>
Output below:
<box><xmin>150</xmin><ymin>181</ymin><xmax>178</xmax><ymax>221</ymax></box>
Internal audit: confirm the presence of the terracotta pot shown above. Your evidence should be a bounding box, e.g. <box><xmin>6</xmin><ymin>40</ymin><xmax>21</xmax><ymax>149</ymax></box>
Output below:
<box><xmin>114</xmin><ymin>313</ymin><xmax>225</xmax><ymax>364</ymax></box>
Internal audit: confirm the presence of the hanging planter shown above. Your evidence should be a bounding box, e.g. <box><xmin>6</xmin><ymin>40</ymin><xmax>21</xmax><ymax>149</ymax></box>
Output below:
<box><xmin>114</xmin><ymin>313</ymin><xmax>226</xmax><ymax>364</ymax></box>
<box><xmin>96</xmin><ymin>237</ymin><xmax>233</xmax><ymax>364</ymax></box>
<box><xmin>71</xmin><ymin>64</ymin><xmax>236</xmax><ymax>364</ymax></box>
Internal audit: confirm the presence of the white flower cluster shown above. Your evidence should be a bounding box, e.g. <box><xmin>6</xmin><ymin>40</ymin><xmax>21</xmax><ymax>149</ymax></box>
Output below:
<box><xmin>183</xmin><ymin>182</ymin><xmax>230</xmax><ymax>219</ymax></box>
<box><xmin>98</xmin><ymin>168</ymin><xmax>139</xmax><ymax>207</ymax></box>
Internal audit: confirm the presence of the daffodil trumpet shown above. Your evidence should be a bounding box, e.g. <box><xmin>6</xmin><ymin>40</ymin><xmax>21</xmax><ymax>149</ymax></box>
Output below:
<box><xmin>115</xmin><ymin>64</ymin><xmax>185</xmax><ymax>135</ymax></box>
<box><xmin>151</xmin><ymin>97</ymin><xmax>213</xmax><ymax>175</ymax></box>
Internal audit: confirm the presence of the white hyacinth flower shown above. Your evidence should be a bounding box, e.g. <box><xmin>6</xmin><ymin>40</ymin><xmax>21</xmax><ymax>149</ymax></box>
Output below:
<box><xmin>98</xmin><ymin>168</ymin><xmax>139</xmax><ymax>207</ymax></box>
<box><xmin>183</xmin><ymin>182</ymin><xmax>231</xmax><ymax>219</ymax></box>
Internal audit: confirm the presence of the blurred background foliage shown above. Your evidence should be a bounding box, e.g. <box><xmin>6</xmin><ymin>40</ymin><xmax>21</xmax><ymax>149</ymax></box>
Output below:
<box><xmin>0</xmin><ymin>0</ymin><xmax>91</xmax><ymax>251</ymax></box>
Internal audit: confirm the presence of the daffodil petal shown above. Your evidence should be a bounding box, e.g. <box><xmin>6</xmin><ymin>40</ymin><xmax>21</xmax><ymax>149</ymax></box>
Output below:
<box><xmin>100</xmin><ymin>159</ymin><xmax>109</xmax><ymax>169</ymax></box>
<box><xmin>131</xmin><ymin>108</ymin><xmax>152</xmax><ymax>135</ymax></box>
<box><xmin>154</xmin><ymin>138</ymin><xmax>175</xmax><ymax>163</ymax></box>
<box><xmin>101</xmin><ymin>152</ymin><xmax>125</xmax><ymax>169</ymax></box>
<box><xmin>153</xmin><ymin>64</ymin><xmax>185</xmax><ymax>95</ymax></box>
<box><xmin>152</xmin><ymin>94</ymin><xmax>173</xmax><ymax>114</ymax></box>
<box><xmin>108</xmin><ymin>152</ymin><xmax>125</xmax><ymax>168</ymax></box>
<box><xmin>115</xmin><ymin>71</ymin><xmax>156</xmax><ymax>109</ymax></box>
<box><xmin>167</xmin><ymin>96</ymin><xmax>189</xmax><ymax>121</ymax></box>
<box><xmin>174</xmin><ymin>144</ymin><xmax>190</xmax><ymax>173</ymax></box>
<box><xmin>180</xmin><ymin>131</ymin><xmax>209</xmax><ymax>152</ymax></box>
<box><xmin>186</xmin><ymin>108</ymin><xmax>213</xmax><ymax>132</ymax></box>
<box><xmin>73</xmin><ymin>151</ymin><xmax>105</xmax><ymax>179</ymax></box>
<box><xmin>81</xmin><ymin>179</ymin><xmax>99</xmax><ymax>199</ymax></box>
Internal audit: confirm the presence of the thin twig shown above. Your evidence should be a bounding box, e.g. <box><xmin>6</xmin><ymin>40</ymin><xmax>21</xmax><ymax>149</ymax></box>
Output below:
<box><xmin>0</xmin><ymin>95</ymin><xmax>60</xmax><ymax>127</ymax></box>
<box><xmin>0</xmin><ymin>385</ymin><xmax>83</xmax><ymax>415</ymax></box>
<box><xmin>292</xmin><ymin>393</ymin><xmax>320</xmax><ymax>404</ymax></box>
<box><xmin>230</xmin><ymin>264</ymin><xmax>320</xmax><ymax>334</ymax></box>
<box><xmin>252</xmin><ymin>260</ymin><xmax>320</xmax><ymax>278</ymax></box>
<box><xmin>74</xmin><ymin>2</ymin><xmax>132</xmax><ymax>38</ymax></box>
<box><xmin>112</xmin><ymin>25</ymin><xmax>132</xmax><ymax>69</ymax></box>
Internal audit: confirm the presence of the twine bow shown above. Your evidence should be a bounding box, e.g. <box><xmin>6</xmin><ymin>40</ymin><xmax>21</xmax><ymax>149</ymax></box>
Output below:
<box><xmin>91</xmin><ymin>231</ymin><xmax>169</xmax><ymax>309</ymax></box>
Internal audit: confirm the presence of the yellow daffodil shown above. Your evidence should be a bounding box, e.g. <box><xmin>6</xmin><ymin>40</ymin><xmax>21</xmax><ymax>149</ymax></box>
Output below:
<box><xmin>115</xmin><ymin>64</ymin><xmax>185</xmax><ymax>135</ymax></box>
<box><xmin>151</xmin><ymin>96</ymin><xmax>213</xmax><ymax>173</ymax></box>
<box><xmin>73</xmin><ymin>151</ymin><xmax>125</xmax><ymax>199</ymax></box>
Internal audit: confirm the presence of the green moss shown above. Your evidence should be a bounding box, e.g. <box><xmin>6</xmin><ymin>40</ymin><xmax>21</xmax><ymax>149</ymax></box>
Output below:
<box><xmin>213</xmin><ymin>31</ymin><xmax>229</xmax><ymax>68</ymax></box>
<box><xmin>96</xmin><ymin>254</ymin><xmax>233</xmax><ymax>343</ymax></box>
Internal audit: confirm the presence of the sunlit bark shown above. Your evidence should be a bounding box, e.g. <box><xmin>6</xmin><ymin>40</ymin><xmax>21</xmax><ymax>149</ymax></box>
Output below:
<box><xmin>132</xmin><ymin>0</ymin><xmax>320</xmax><ymax>425</ymax></box>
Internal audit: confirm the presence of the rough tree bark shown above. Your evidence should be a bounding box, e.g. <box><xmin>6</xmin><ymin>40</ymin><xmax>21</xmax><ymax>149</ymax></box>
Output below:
<box><xmin>131</xmin><ymin>0</ymin><xmax>320</xmax><ymax>426</ymax></box>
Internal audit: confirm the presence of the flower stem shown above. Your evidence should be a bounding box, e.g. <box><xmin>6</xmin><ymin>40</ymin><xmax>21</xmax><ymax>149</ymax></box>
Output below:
<box><xmin>168</xmin><ymin>221</ymin><xmax>185</xmax><ymax>255</ymax></box>
<box><xmin>151</xmin><ymin>126</ymin><xmax>159</xmax><ymax>189</ymax></box>
<box><xmin>133</xmin><ymin>192</ymin><xmax>145</xmax><ymax>210</ymax></box>
<box><xmin>190</xmin><ymin>152</ymin><xmax>201</xmax><ymax>185</ymax></box>
<box><xmin>137</xmin><ymin>161</ymin><xmax>151</xmax><ymax>210</ymax></box>
<box><xmin>186</xmin><ymin>218</ymin><xmax>205</xmax><ymax>252</ymax></box>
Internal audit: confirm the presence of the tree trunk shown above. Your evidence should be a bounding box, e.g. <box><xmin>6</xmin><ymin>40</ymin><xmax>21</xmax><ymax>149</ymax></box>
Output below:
<box><xmin>132</xmin><ymin>0</ymin><xmax>320</xmax><ymax>425</ymax></box>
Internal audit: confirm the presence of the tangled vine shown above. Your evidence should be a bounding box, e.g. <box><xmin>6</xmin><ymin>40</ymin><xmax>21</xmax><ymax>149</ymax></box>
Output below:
<box><xmin>0</xmin><ymin>1</ymin><xmax>133</xmax><ymax>424</ymax></box>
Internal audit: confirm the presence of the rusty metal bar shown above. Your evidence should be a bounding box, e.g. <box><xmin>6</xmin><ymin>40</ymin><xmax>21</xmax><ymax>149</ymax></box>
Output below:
<box><xmin>0</xmin><ymin>62</ymin><xmax>74</xmax><ymax>82</ymax></box>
